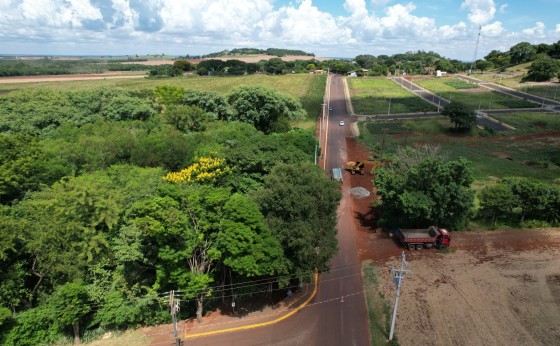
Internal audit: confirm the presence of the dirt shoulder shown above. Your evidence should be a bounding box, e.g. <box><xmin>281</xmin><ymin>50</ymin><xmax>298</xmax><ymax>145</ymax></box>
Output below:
<box><xmin>345</xmin><ymin>136</ymin><xmax>560</xmax><ymax>346</ymax></box>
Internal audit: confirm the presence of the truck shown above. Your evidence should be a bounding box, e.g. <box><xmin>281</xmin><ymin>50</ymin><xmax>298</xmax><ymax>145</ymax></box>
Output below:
<box><xmin>391</xmin><ymin>226</ymin><xmax>451</xmax><ymax>250</ymax></box>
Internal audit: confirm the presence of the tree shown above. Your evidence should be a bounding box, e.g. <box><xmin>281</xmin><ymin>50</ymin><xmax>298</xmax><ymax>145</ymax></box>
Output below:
<box><xmin>374</xmin><ymin>158</ymin><xmax>474</xmax><ymax>230</ymax></box>
<box><xmin>475</xmin><ymin>60</ymin><xmax>494</xmax><ymax>73</ymax></box>
<box><xmin>173</xmin><ymin>60</ymin><xmax>193</xmax><ymax>72</ymax></box>
<box><xmin>509</xmin><ymin>42</ymin><xmax>537</xmax><ymax>65</ymax></box>
<box><xmin>182</xmin><ymin>90</ymin><xmax>230</xmax><ymax>120</ymax></box>
<box><xmin>48</xmin><ymin>280</ymin><xmax>91</xmax><ymax>344</ymax></box>
<box><xmin>441</xmin><ymin>101</ymin><xmax>477</xmax><ymax>131</ymax></box>
<box><xmin>354</xmin><ymin>54</ymin><xmax>377</xmax><ymax>69</ymax></box>
<box><xmin>154</xmin><ymin>85</ymin><xmax>185</xmax><ymax>105</ymax></box>
<box><xmin>226</xmin><ymin>85</ymin><xmax>306</xmax><ymax>134</ymax></box>
<box><xmin>265</xmin><ymin>58</ymin><xmax>286</xmax><ymax>74</ymax></box>
<box><xmin>163</xmin><ymin>105</ymin><xmax>213</xmax><ymax>133</ymax></box>
<box><xmin>124</xmin><ymin>183</ymin><xmax>285</xmax><ymax>323</ymax></box>
<box><xmin>525</xmin><ymin>58</ymin><xmax>560</xmax><ymax>81</ymax></box>
<box><xmin>252</xmin><ymin>163</ymin><xmax>341</xmax><ymax>274</ymax></box>
<box><xmin>478</xmin><ymin>184</ymin><xmax>518</xmax><ymax>225</ymax></box>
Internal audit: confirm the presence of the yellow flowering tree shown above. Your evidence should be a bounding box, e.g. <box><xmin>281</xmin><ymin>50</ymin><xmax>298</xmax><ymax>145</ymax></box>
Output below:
<box><xmin>163</xmin><ymin>156</ymin><xmax>231</xmax><ymax>185</ymax></box>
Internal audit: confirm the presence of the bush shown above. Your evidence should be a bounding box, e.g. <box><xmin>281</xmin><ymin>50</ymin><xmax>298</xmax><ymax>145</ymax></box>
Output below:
<box><xmin>521</xmin><ymin>219</ymin><xmax>551</xmax><ymax>229</ymax></box>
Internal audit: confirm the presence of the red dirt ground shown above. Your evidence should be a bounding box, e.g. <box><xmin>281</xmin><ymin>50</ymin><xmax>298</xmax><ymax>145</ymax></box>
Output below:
<box><xmin>346</xmin><ymin>137</ymin><xmax>560</xmax><ymax>346</ymax></box>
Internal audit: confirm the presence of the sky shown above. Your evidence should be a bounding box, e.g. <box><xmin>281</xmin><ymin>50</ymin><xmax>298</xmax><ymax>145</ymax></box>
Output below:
<box><xmin>0</xmin><ymin>0</ymin><xmax>559</xmax><ymax>61</ymax></box>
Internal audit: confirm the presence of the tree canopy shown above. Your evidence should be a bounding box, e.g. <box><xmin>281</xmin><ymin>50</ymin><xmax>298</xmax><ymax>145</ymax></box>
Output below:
<box><xmin>442</xmin><ymin>101</ymin><xmax>477</xmax><ymax>131</ymax></box>
<box><xmin>374</xmin><ymin>156</ymin><xmax>474</xmax><ymax>230</ymax></box>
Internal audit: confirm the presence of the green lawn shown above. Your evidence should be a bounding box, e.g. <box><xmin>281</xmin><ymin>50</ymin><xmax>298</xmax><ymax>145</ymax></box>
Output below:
<box><xmin>348</xmin><ymin>77</ymin><xmax>436</xmax><ymax>115</ymax></box>
<box><xmin>416</xmin><ymin>77</ymin><xmax>538</xmax><ymax>110</ymax></box>
<box><xmin>359</xmin><ymin>117</ymin><xmax>560</xmax><ymax>184</ymax></box>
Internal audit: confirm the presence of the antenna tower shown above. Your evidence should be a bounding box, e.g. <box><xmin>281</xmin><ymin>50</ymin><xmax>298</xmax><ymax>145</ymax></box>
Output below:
<box><xmin>468</xmin><ymin>26</ymin><xmax>482</xmax><ymax>75</ymax></box>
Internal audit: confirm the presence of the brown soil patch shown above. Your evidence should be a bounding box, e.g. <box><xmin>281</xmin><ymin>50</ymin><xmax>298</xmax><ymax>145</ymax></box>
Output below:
<box><xmin>0</xmin><ymin>72</ymin><xmax>146</xmax><ymax>84</ymax></box>
<box><xmin>347</xmin><ymin>136</ymin><xmax>560</xmax><ymax>346</ymax></box>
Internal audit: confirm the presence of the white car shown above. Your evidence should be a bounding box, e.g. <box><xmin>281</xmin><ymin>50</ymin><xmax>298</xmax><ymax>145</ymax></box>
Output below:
<box><xmin>339</xmin><ymin>121</ymin><xmax>345</xmax><ymax>126</ymax></box>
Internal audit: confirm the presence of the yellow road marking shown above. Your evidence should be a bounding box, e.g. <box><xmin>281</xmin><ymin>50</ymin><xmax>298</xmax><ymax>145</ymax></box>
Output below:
<box><xmin>185</xmin><ymin>272</ymin><xmax>318</xmax><ymax>339</ymax></box>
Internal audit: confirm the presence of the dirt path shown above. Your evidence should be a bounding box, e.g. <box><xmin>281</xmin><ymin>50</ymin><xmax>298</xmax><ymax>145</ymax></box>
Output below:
<box><xmin>345</xmin><ymin>137</ymin><xmax>560</xmax><ymax>346</ymax></box>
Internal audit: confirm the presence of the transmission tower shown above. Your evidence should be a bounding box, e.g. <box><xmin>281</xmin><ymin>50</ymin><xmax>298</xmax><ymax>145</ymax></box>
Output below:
<box><xmin>468</xmin><ymin>26</ymin><xmax>482</xmax><ymax>75</ymax></box>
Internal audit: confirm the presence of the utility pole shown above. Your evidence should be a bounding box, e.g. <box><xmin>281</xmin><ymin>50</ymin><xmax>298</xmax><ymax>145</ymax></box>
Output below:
<box><xmin>389</xmin><ymin>251</ymin><xmax>412</xmax><ymax>341</ymax></box>
<box><xmin>169</xmin><ymin>290</ymin><xmax>181</xmax><ymax>346</ymax></box>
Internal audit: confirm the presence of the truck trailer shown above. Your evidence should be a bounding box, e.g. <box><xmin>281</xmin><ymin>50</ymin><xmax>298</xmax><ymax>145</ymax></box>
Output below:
<box><xmin>391</xmin><ymin>226</ymin><xmax>451</xmax><ymax>250</ymax></box>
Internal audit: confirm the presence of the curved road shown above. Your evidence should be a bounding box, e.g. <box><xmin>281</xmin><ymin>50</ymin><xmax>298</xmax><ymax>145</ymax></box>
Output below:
<box><xmin>186</xmin><ymin>74</ymin><xmax>370</xmax><ymax>345</ymax></box>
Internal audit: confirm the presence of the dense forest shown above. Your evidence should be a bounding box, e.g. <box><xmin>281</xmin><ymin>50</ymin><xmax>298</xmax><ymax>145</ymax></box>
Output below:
<box><xmin>0</xmin><ymin>84</ymin><xmax>341</xmax><ymax>344</ymax></box>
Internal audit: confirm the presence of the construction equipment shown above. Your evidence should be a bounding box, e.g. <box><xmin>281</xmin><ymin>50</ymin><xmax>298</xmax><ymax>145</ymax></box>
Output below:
<box><xmin>345</xmin><ymin>161</ymin><xmax>365</xmax><ymax>175</ymax></box>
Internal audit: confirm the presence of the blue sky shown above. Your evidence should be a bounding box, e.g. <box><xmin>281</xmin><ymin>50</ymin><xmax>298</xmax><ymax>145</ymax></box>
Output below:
<box><xmin>0</xmin><ymin>0</ymin><xmax>558</xmax><ymax>60</ymax></box>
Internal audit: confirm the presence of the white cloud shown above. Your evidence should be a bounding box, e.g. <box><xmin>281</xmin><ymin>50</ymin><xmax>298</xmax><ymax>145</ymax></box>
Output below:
<box><xmin>0</xmin><ymin>0</ymin><xmax>558</xmax><ymax>60</ymax></box>
<box><xmin>498</xmin><ymin>4</ymin><xmax>507</xmax><ymax>14</ymax></box>
<box><xmin>370</xmin><ymin>0</ymin><xmax>393</xmax><ymax>7</ymax></box>
<box><xmin>461</xmin><ymin>0</ymin><xmax>496</xmax><ymax>26</ymax></box>
<box><xmin>521</xmin><ymin>22</ymin><xmax>546</xmax><ymax>38</ymax></box>
<box><xmin>482</xmin><ymin>21</ymin><xmax>505</xmax><ymax>37</ymax></box>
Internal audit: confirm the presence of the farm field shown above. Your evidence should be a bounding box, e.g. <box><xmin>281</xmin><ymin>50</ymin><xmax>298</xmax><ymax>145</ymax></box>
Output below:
<box><xmin>358</xmin><ymin>117</ymin><xmax>560</xmax><ymax>183</ymax></box>
<box><xmin>415</xmin><ymin>76</ymin><xmax>539</xmax><ymax>110</ymax></box>
<box><xmin>348</xmin><ymin>77</ymin><xmax>437</xmax><ymax>114</ymax></box>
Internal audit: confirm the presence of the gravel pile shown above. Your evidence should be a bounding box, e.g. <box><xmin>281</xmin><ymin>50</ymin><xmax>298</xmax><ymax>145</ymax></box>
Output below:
<box><xmin>350</xmin><ymin>186</ymin><xmax>370</xmax><ymax>198</ymax></box>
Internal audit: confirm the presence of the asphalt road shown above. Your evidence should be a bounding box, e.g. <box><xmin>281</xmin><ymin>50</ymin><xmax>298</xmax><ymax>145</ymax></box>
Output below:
<box><xmin>392</xmin><ymin>76</ymin><xmax>512</xmax><ymax>131</ymax></box>
<box><xmin>456</xmin><ymin>74</ymin><xmax>560</xmax><ymax>109</ymax></box>
<box><xmin>186</xmin><ymin>74</ymin><xmax>370</xmax><ymax>346</ymax></box>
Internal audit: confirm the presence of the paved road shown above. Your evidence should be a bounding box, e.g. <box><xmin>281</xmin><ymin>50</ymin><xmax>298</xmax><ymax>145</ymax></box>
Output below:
<box><xmin>456</xmin><ymin>74</ymin><xmax>560</xmax><ymax>109</ymax></box>
<box><xmin>186</xmin><ymin>74</ymin><xmax>370</xmax><ymax>346</ymax></box>
<box><xmin>391</xmin><ymin>77</ymin><xmax>511</xmax><ymax>131</ymax></box>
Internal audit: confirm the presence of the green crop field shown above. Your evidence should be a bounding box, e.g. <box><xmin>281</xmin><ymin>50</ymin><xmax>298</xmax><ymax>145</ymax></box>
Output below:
<box><xmin>0</xmin><ymin>74</ymin><xmax>326</xmax><ymax>129</ymax></box>
<box><xmin>359</xmin><ymin>117</ymin><xmax>560</xmax><ymax>184</ymax></box>
<box><xmin>416</xmin><ymin>77</ymin><xmax>539</xmax><ymax>110</ymax></box>
<box><xmin>348</xmin><ymin>77</ymin><xmax>437</xmax><ymax>114</ymax></box>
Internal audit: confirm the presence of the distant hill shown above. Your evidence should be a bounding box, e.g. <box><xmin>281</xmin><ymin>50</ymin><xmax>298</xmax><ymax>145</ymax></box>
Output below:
<box><xmin>180</xmin><ymin>48</ymin><xmax>315</xmax><ymax>59</ymax></box>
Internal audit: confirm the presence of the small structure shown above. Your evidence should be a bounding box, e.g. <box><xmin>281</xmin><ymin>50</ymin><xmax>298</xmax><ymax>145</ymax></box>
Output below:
<box><xmin>332</xmin><ymin>168</ymin><xmax>343</xmax><ymax>182</ymax></box>
<box><xmin>348</xmin><ymin>71</ymin><xmax>357</xmax><ymax>77</ymax></box>
<box><xmin>436</xmin><ymin>70</ymin><xmax>447</xmax><ymax>77</ymax></box>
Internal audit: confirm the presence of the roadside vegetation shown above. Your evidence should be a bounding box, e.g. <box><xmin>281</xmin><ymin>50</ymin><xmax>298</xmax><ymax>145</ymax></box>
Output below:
<box><xmin>362</xmin><ymin>261</ymin><xmax>398</xmax><ymax>346</ymax></box>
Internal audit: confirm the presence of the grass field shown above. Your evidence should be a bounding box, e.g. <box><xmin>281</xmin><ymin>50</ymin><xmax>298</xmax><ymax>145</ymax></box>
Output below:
<box><xmin>492</xmin><ymin>112</ymin><xmax>560</xmax><ymax>134</ymax></box>
<box><xmin>359</xmin><ymin>116</ymin><xmax>560</xmax><ymax>184</ymax></box>
<box><xmin>416</xmin><ymin>77</ymin><xmax>538</xmax><ymax>110</ymax></box>
<box><xmin>348</xmin><ymin>77</ymin><xmax>436</xmax><ymax>114</ymax></box>
<box><xmin>0</xmin><ymin>74</ymin><xmax>326</xmax><ymax>129</ymax></box>
<box><xmin>362</xmin><ymin>261</ymin><xmax>397</xmax><ymax>346</ymax></box>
